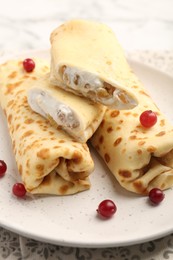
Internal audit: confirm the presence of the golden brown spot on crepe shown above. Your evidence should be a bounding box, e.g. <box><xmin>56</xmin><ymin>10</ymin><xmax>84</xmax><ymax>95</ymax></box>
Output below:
<box><xmin>114</xmin><ymin>137</ymin><xmax>122</xmax><ymax>146</ymax></box>
<box><xmin>49</xmin><ymin>131</ymin><xmax>54</xmax><ymax>135</ymax></box>
<box><xmin>72</xmin><ymin>151</ymin><xmax>82</xmax><ymax>164</ymax></box>
<box><xmin>119</xmin><ymin>170</ymin><xmax>131</xmax><ymax>178</ymax></box>
<box><xmin>36</xmin><ymin>164</ymin><xmax>44</xmax><ymax>175</ymax></box>
<box><xmin>19</xmin><ymin>164</ymin><xmax>23</xmax><ymax>175</ymax></box>
<box><xmin>99</xmin><ymin>135</ymin><xmax>104</xmax><ymax>144</ymax></box>
<box><xmin>161</xmin><ymin>183</ymin><xmax>166</xmax><ymax>189</ymax></box>
<box><xmin>26</xmin><ymin>159</ymin><xmax>30</xmax><ymax>168</ymax></box>
<box><xmin>136</xmin><ymin>124</ymin><xmax>143</xmax><ymax>130</ymax></box>
<box><xmin>124</xmin><ymin>112</ymin><xmax>131</xmax><ymax>116</ymax></box>
<box><xmin>106</xmin><ymin>60</ymin><xmax>112</xmax><ymax>65</ymax></box>
<box><xmin>147</xmin><ymin>146</ymin><xmax>156</xmax><ymax>153</ymax></box>
<box><xmin>8</xmin><ymin>71</ymin><xmax>17</xmax><ymax>79</ymax></box>
<box><xmin>7</xmin><ymin>114</ymin><xmax>12</xmax><ymax>124</ymax></box>
<box><xmin>139</xmin><ymin>90</ymin><xmax>150</xmax><ymax>97</ymax></box>
<box><xmin>160</xmin><ymin>119</ymin><xmax>165</xmax><ymax>127</ymax></box>
<box><xmin>36</xmin><ymin>120</ymin><xmax>43</xmax><ymax>125</ymax></box>
<box><xmin>22</xmin><ymin>75</ymin><xmax>30</xmax><ymax>79</ymax></box>
<box><xmin>131</xmin><ymin>129</ymin><xmax>138</xmax><ymax>134</ymax></box>
<box><xmin>12</xmin><ymin>140</ymin><xmax>16</xmax><ymax>150</ymax></box>
<box><xmin>104</xmin><ymin>153</ymin><xmax>110</xmax><ymax>163</ymax></box>
<box><xmin>69</xmin><ymin>171</ymin><xmax>86</xmax><ymax>181</ymax></box>
<box><xmin>119</xmin><ymin>120</ymin><xmax>124</xmax><ymax>124</ymax></box>
<box><xmin>59</xmin><ymin>139</ymin><xmax>65</xmax><ymax>143</ymax></box>
<box><xmin>37</xmin><ymin>148</ymin><xmax>50</xmax><ymax>159</ymax></box>
<box><xmin>138</xmin><ymin>141</ymin><xmax>146</xmax><ymax>146</ymax></box>
<box><xmin>24</xmin><ymin>118</ymin><xmax>34</xmax><ymax>124</ymax></box>
<box><xmin>15</xmin><ymin>89</ymin><xmax>27</xmax><ymax>96</ymax></box>
<box><xmin>5</xmin><ymin>81</ymin><xmax>23</xmax><ymax>94</ymax></box>
<box><xmin>31</xmin><ymin>76</ymin><xmax>37</xmax><ymax>80</ymax></box>
<box><xmin>133</xmin><ymin>113</ymin><xmax>138</xmax><ymax>117</ymax></box>
<box><xmin>16</xmin><ymin>124</ymin><xmax>20</xmax><ymax>130</ymax></box>
<box><xmin>155</xmin><ymin>131</ymin><xmax>166</xmax><ymax>137</ymax></box>
<box><xmin>21</xmin><ymin>130</ymin><xmax>34</xmax><ymax>139</ymax></box>
<box><xmin>129</xmin><ymin>135</ymin><xmax>137</xmax><ymax>140</ymax></box>
<box><xmin>59</xmin><ymin>184</ymin><xmax>73</xmax><ymax>195</ymax></box>
<box><xmin>7</xmin><ymin>100</ymin><xmax>14</xmax><ymax>107</ymax></box>
<box><xmin>53</xmin><ymin>145</ymin><xmax>60</xmax><ymax>149</ymax></box>
<box><xmin>110</xmin><ymin>110</ymin><xmax>120</xmax><ymax>118</ymax></box>
<box><xmin>116</xmin><ymin>126</ymin><xmax>121</xmax><ymax>130</ymax></box>
<box><xmin>137</xmin><ymin>149</ymin><xmax>143</xmax><ymax>155</ymax></box>
<box><xmin>133</xmin><ymin>181</ymin><xmax>146</xmax><ymax>194</ymax></box>
<box><xmin>132</xmin><ymin>85</ymin><xmax>139</xmax><ymax>89</ymax></box>
<box><xmin>107</xmin><ymin>126</ymin><xmax>113</xmax><ymax>133</ymax></box>
<box><xmin>11</xmin><ymin>126</ymin><xmax>15</xmax><ymax>134</ymax></box>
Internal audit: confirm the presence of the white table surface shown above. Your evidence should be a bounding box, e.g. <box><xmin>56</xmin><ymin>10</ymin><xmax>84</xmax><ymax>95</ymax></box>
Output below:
<box><xmin>0</xmin><ymin>0</ymin><xmax>173</xmax><ymax>259</ymax></box>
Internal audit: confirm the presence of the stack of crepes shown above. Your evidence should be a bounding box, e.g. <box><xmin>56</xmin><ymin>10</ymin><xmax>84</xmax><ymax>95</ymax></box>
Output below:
<box><xmin>1</xmin><ymin>19</ymin><xmax>173</xmax><ymax>196</ymax></box>
<box><xmin>0</xmin><ymin>19</ymin><xmax>138</xmax><ymax>196</ymax></box>
<box><xmin>49</xmin><ymin>19</ymin><xmax>173</xmax><ymax>195</ymax></box>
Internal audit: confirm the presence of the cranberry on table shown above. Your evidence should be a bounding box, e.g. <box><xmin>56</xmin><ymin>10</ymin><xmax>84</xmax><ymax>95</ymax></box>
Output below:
<box><xmin>12</xmin><ymin>183</ymin><xmax>26</xmax><ymax>197</ymax></box>
<box><xmin>23</xmin><ymin>58</ymin><xmax>35</xmax><ymax>72</ymax></box>
<box><xmin>97</xmin><ymin>199</ymin><xmax>117</xmax><ymax>218</ymax></box>
<box><xmin>149</xmin><ymin>188</ymin><xmax>165</xmax><ymax>204</ymax></box>
<box><xmin>0</xmin><ymin>160</ymin><xmax>7</xmax><ymax>177</ymax></box>
<box><xmin>139</xmin><ymin>110</ymin><xmax>157</xmax><ymax>128</ymax></box>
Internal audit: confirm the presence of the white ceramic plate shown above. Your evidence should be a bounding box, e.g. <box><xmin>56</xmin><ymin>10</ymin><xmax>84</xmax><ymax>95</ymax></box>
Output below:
<box><xmin>0</xmin><ymin>50</ymin><xmax>173</xmax><ymax>248</ymax></box>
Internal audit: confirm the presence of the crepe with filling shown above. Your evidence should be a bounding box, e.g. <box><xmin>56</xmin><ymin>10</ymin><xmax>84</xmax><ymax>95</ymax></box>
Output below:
<box><xmin>49</xmin><ymin>19</ymin><xmax>138</xmax><ymax>109</ymax></box>
<box><xmin>0</xmin><ymin>59</ymin><xmax>94</xmax><ymax>195</ymax></box>
<box><xmin>91</xmin><ymin>64</ymin><xmax>173</xmax><ymax>195</ymax></box>
<box><xmin>27</xmin><ymin>74</ymin><xmax>106</xmax><ymax>143</ymax></box>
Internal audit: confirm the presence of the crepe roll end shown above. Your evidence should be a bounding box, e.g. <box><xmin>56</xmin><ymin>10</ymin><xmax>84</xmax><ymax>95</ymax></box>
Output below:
<box><xmin>27</xmin><ymin>88</ymin><xmax>82</xmax><ymax>134</ymax></box>
<box><xmin>58</xmin><ymin>64</ymin><xmax>138</xmax><ymax>109</ymax></box>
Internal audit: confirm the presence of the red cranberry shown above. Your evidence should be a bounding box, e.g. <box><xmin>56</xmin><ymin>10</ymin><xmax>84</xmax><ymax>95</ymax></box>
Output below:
<box><xmin>0</xmin><ymin>160</ymin><xmax>7</xmax><ymax>177</ymax></box>
<box><xmin>149</xmin><ymin>188</ymin><xmax>165</xmax><ymax>204</ymax></box>
<box><xmin>12</xmin><ymin>183</ymin><xmax>26</xmax><ymax>197</ymax></box>
<box><xmin>97</xmin><ymin>199</ymin><xmax>117</xmax><ymax>218</ymax></box>
<box><xmin>23</xmin><ymin>58</ymin><xmax>35</xmax><ymax>72</ymax></box>
<box><xmin>140</xmin><ymin>110</ymin><xmax>157</xmax><ymax>128</ymax></box>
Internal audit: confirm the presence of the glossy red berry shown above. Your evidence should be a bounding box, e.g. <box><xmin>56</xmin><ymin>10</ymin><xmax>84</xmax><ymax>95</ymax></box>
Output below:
<box><xmin>97</xmin><ymin>199</ymin><xmax>117</xmax><ymax>218</ymax></box>
<box><xmin>0</xmin><ymin>160</ymin><xmax>7</xmax><ymax>177</ymax></box>
<box><xmin>149</xmin><ymin>188</ymin><xmax>165</xmax><ymax>204</ymax></box>
<box><xmin>12</xmin><ymin>183</ymin><xmax>26</xmax><ymax>197</ymax></box>
<box><xmin>23</xmin><ymin>58</ymin><xmax>35</xmax><ymax>72</ymax></box>
<box><xmin>140</xmin><ymin>110</ymin><xmax>157</xmax><ymax>128</ymax></box>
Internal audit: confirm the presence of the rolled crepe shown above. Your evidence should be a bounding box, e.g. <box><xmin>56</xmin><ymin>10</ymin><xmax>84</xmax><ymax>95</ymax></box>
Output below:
<box><xmin>27</xmin><ymin>74</ymin><xmax>106</xmax><ymax>143</ymax></box>
<box><xmin>49</xmin><ymin>19</ymin><xmax>138</xmax><ymax>109</ymax></box>
<box><xmin>91</xmin><ymin>63</ymin><xmax>173</xmax><ymax>195</ymax></box>
<box><xmin>0</xmin><ymin>59</ymin><xmax>94</xmax><ymax>195</ymax></box>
